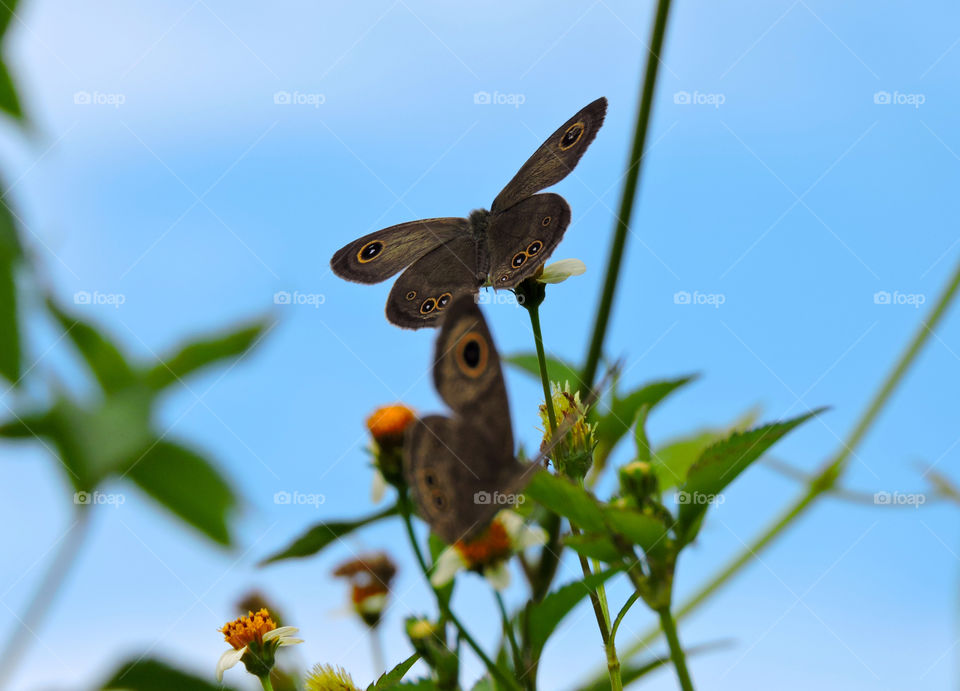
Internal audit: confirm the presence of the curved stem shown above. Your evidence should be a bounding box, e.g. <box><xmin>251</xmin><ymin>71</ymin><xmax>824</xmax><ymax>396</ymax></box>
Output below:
<box><xmin>611</xmin><ymin>591</ymin><xmax>641</xmax><ymax>643</ymax></box>
<box><xmin>398</xmin><ymin>493</ymin><xmax>521</xmax><ymax>691</ymax></box>
<box><xmin>657</xmin><ymin>607</ymin><xmax>695</xmax><ymax>691</ymax></box>
<box><xmin>494</xmin><ymin>591</ymin><xmax>523</xmax><ymax>682</ymax></box>
<box><xmin>580</xmin><ymin>0</ymin><xmax>675</xmax><ymax>392</ymax></box>
<box><xmin>0</xmin><ymin>509</ymin><xmax>92</xmax><ymax>688</ymax></box>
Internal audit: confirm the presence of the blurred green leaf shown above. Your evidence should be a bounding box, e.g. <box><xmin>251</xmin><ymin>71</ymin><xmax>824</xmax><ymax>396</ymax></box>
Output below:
<box><xmin>46</xmin><ymin>299</ymin><xmax>137</xmax><ymax>393</ymax></box>
<box><xmin>100</xmin><ymin>657</ymin><xmax>238</xmax><ymax>691</ymax></box>
<box><xmin>260</xmin><ymin>503</ymin><xmax>400</xmax><ymax>565</ymax></box>
<box><xmin>126</xmin><ymin>440</ymin><xmax>237</xmax><ymax>546</ymax></box>
<box><xmin>367</xmin><ymin>653</ymin><xmax>421</xmax><ymax>690</ymax></box>
<box><xmin>634</xmin><ymin>404</ymin><xmax>652</xmax><ymax>464</ymax></box>
<box><xmin>525</xmin><ymin>470</ymin><xmax>605</xmax><ymax>533</ymax></box>
<box><xmin>527</xmin><ymin>568</ymin><xmax>620</xmax><ymax>653</ymax></box>
<box><xmin>677</xmin><ymin>408</ymin><xmax>825</xmax><ymax>546</ymax></box>
<box><xmin>603</xmin><ymin>506</ymin><xmax>670</xmax><ymax>555</ymax></box>
<box><xmin>651</xmin><ymin>407</ymin><xmax>760</xmax><ymax>492</ymax></box>
<box><xmin>0</xmin><ymin>0</ymin><xmax>23</xmax><ymax>121</ymax></box>
<box><xmin>0</xmin><ymin>410</ymin><xmax>49</xmax><ymax>438</ymax></box>
<box><xmin>594</xmin><ymin>375</ymin><xmax>696</xmax><ymax>466</ymax></box>
<box><xmin>143</xmin><ymin>320</ymin><xmax>270</xmax><ymax>391</ymax></box>
<box><xmin>505</xmin><ymin>352</ymin><xmax>581</xmax><ymax>389</ymax></box>
<box><xmin>0</xmin><ymin>256</ymin><xmax>19</xmax><ymax>383</ymax></box>
<box><xmin>563</xmin><ymin>532</ymin><xmax>622</xmax><ymax>563</ymax></box>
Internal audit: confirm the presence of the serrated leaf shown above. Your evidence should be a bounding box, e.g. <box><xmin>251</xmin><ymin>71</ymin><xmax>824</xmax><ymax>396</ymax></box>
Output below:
<box><xmin>101</xmin><ymin>657</ymin><xmax>238</xmax><ymax>691</ymax></box>
<box><xmin>126</xmin><ymin>441</ymin><xmax>237</xmax><ymax>546</ymax></box>
<box><xmin>563</xmin><ymin>533</ymin><xmax>622</xmax><ymax>562</ymax></box>
<box><xmin>603</xmin><ymin>506</ymin><xmax>670</xmax><ymax>555</ymax></box>
<box><xmin>505</xmin><ymin>353</ymin><xmax>581</xmax><ymax>389</ymax></box>
<box><xmin>524</xmin><ymin>470</ymin><xmax>605</xmax><ymax>533</ymax></box>
<box><xmin>527</xmin><ymin>568</ymin><xmax>621</xmax><ymax>652</ymax></box>
<box><xmin>260</xmin><ymin>503</ymin><xmax>400</xmax><ymax>565</ymax></box>
<box><xmin>594</xmin><ymin>375</ymin><xmax>696</xmax><ymax>466</ymax></box>
<box><xmin>0</xmin><ymin>256</ymin><xmax>19</xmax><ymax>383</ymax></box>
<box><xmin>367</xmin><ymin>653</ymin><xmax>420</xmax><ymax>690</ymax></box>
<box><xmin>677</xmin><ymin>408</ymin><xmax>825</xmax><ymax>545</ymax></box>
<box><xmin>143</xmin><ymin>321</ymin><xmax>270</xmax><ymax>391</ymax></box>
<box><xmin>46</xmin><ymin>299</ymin><xmax>137</xmax><ymax>393</ymax></box>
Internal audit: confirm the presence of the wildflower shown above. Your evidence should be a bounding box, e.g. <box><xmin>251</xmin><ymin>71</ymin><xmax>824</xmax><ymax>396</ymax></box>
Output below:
<box><xmin>536</xmin><ymin>258</ymin><xmax>586</xmax><ymax>284</ymax></box>
<box><xmin>431</xmin><ymin>511</ymin><xmax>547</xmax><ymax>590</ymax></box>
<box><xmin>539</xmin><ymin>381</ymin><xmax>597</xmax><ymax>479</ymax></box>
<box><xmin>216</xmin><ymin>608</ymin><xmax>303</xmax><ymax>682</ymax></box>
<box><xmin>304</xmin><ymin>663</ymin><xmax>360</xmax><ymax>691</ymax></box>
<box><xmin>366</xmin><ymin>404</ymin><xmax>417</xmax><ymax>487</ymax></box>
<box><xmin>333</xmin><ymin>552</ymin><xmax>397</xmax><ymax>628</ymax></box>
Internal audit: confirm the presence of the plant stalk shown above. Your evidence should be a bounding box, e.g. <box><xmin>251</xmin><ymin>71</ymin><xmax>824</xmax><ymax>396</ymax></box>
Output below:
<box><xmin>657</xmin><ymin>607</ymin><xmax>695</xmax><ymax>691</ymax></box>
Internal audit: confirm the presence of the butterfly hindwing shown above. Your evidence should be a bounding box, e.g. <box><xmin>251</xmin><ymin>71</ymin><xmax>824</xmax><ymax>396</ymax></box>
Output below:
<box><xmin>490</xmin><ymin>97</ymin><xmax>607</xmax><ymax>214</ymax></box>
<box><xmin>484</xmin><ymin>193</ymin><xmax>571</xmax><ymax>289</ymax></box>
<box><xmin>330</xmin><ymin>217</ymin><xmax>469</xmax><ymax>284</ymax></box>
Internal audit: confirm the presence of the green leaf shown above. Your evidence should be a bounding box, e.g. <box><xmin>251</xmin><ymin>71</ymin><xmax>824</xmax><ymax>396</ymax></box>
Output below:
<box><xmin>603</xmin><ymin>506</ymin><xmax>670</xmax><ymax>555</ymax></box>
<box><xmin>634</xmin><ymin>404</ymin><xmax>652</xmax><ymax>463</ymax></box>
<box><xmin>101</xmin><ymin>657</ymin><xmax>238</xmax><ymax>691</ymax></box>
<box><xmin>143</xmin><ymin>320</ymin><xmax>270</xmax><ymax>391</ymax></box>
<box><xmin>0</xmin><ymin>411</ymin><xmax>50</xmax><ymax>438</ymax></box>
<box><xmin>126</xmin><ymin>441</ymin><xmax>237</xmax><ymax>546</ymax></box>
<box><xmin>367</xmin><ymin>653</ymin><xmax>421</xmax><ymax>690</ymax></box>
<box><xmin>651</xmin><ymin>407</ymin><xmax>760</xmax><ymax>492</ymax></box>
<box><xmin>524</xmin><ymin>470</ymin><xmax>605</xmax><ymax>533</ymax></box>
<box><xmin>46</xmin><ymin>299</ymin><xmax>137</xmax><ymax>393</ymax></box>
<box><xmin>594</xmin><ymin>375</ymin><xmax>696</xmax><ymax>465</ymax></box>
<box><xmin>563</xmin><ymin>532</ymin><xmax>622</xmax><ymax>562</ymax></box>
<box><xmin>260</xmin><ymin>503</ymin><xmax>400</xmax><ymax>565</ymax></box>
<box><xmin>0</xmin><ymin>256</ymin><xmax>19</xmax><ymax>383</ymax></box>
<box><xmin>505</xmin><ymin>352</ymin><xmax>581</xmax><ymax>389</ymax></box>
<box><xmin>0</xmin><ymin>59</ymin><xmax>21</xmax><ymax>121</ymax></box>
<box><xmin>526</xmin><ymin>568</ymin><xmax>621</xmax><ymax>652</ymax></box>
<box><xmin>676</xmin><ymin>408</ymin><xmax>826</xmax><ymax>545</ymax></box>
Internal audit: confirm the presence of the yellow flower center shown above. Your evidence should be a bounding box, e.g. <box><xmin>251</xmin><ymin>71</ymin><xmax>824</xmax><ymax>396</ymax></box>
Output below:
<box><xmin>366</xmin><ymin>404</ymin><xmax>416</xmax><ymax>445</ymax></box>
<box><xmin>455</xmin><ymin>519</ymin><xmax>512</xmax><ymax>567</ymax></box>
<box><xmin>219</xmin><ymin>608</ymin><xmax>276</xmax><ymax>650</ymax></box>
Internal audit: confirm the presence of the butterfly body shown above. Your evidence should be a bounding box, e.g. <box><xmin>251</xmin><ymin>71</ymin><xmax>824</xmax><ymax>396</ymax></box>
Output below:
<box><xmin>331</xmin><ymin>97</ymin><xmax>607</xmax><ymax>328</ymax></box>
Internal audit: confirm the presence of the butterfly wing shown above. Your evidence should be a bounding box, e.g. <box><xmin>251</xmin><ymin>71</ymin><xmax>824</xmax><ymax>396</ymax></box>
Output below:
<box><xmin>490</xmin><ymin>97</ymin><xmax>607</xmax><ymax>214</ymax></box>
<box><xmin>330</xmin><ymin>217</ymin><xmax>469</xmax><ymax>284</ymax></box>
<box><xmin>385</xmin><ymin>236</ymin><xmax>481</xmax><ymax>329</ymax></box>
<box><xmin>484</xmin><ymin>193</ymin><xmax>571</xmax><ymax>289</ymax></box>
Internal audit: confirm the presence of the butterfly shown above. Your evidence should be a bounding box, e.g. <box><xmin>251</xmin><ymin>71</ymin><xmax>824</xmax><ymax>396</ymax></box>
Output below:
<box><xmin>330</xmin><ymin>97</ymin><xmax>607</xmax><ymax>329</ymax></box>
<box><xmin>403</xmin><ymin>295</ymin><xmax>534</xmax><ymax>543</ymax></box>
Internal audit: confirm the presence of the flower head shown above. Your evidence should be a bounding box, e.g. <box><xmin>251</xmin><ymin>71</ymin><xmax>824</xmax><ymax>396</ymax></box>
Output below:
<box><xmin>536</xmin><ymin>258</ymin><xmax>586</xmax><ymax>284</ymax></box>
<box><xmin>366</xmin><ymin>404</ymin><xmax>416</xmax><ymax>487</ymax></box>
<box><xmin>539</xmin><ymin>381</ymin><xmax>597</xmax><ymax>479</ymax></box>
<box><xmin>304</xmin><ymin>663</ymin><xmax>359</xmax><ymax>691</ymax></box>
<box><xmin>333</xmin><ymin>552</ymin><xmax>397</xmax><ymax>627</ymax></box>
<box><xmin>431</xmin><ymin>511</ymin><xmax>547</xmax><ymax>590</ymax></box>
<box><xmin>216</xmin><ymin>608</ymin><xmax>303</xmax><ymax>682</ymax></box>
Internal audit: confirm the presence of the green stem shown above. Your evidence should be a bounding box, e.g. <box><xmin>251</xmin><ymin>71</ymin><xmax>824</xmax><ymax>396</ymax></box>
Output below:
<box><xmin>527</xmin><ymin>301</ymin><xmax>557</xmax><ymax>434</ymax></box>
<box><xmin>622</xmin><ymin>256</ymin><xmax>960</xmax><ymax>657</ymax></box>
<box><xmin>611</xmin><ymin>591</ymin><xmax>641</xmax><ymax>643</ymax></box>
<box><xmin>0</xmin><ymin>509</ymin><xmax>92</xmax><ymax>688</ymax></box>
<box><xmin>495</xmin><ymin>591</ymin><xmax>524</xmax><ymax>685</ymax></box>
<box><xmin>258</xmin><ymin>675</ymin><xmax>275</xmax><ymax>691</ymax></box>
<box><xmin>581</xmin><ymin>0</ymin><xmax>674</xmax><ymax>393</ymax></box>
<box><xmin>399</xmin><ymin>493</ymin><xmax>521</xmax><ymax>691</ymax></box>
<box><xmin>657</xmin><ymin>607</ymin><xmax>695</xmax><ymax>691</ymax></box>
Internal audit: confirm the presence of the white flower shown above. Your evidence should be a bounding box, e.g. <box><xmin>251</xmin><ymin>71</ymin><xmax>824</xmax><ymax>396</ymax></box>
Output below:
<box><xmin>537</xmin><ymin>259</ymin><xmax>586</xmax><ymax>284</ymax></box>
<box><xmin>431</xmin><ymin>510</ymin><xmax>547</xmax><ymax>591</ymax></box>
<box><xmin>216</xmin><ymin>609</ymin><xmax>303</xmax><ymax>681</ymax></box>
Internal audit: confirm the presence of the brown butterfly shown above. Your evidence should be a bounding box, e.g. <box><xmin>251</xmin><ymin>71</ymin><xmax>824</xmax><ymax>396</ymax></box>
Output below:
<box><xmin>331</xmin><ymin>98</ymin><xmax>607</xmax><ymax>329</ymax></box>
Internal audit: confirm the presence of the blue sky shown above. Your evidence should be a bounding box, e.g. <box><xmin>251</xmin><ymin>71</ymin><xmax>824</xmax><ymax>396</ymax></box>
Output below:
<box><xmin>1</xmin><ymin>0</ymin><xmax>959</xmax><ymax>689</ymax></box>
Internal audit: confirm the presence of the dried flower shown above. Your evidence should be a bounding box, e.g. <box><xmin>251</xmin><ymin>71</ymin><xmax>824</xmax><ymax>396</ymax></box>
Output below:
<box><xmin>333</xmin><ymin>552</ymin><xmax>397</xmax><ymax>628</ymax></box>
<box><xmin>540</xmin><ymin>381</ymin><xmax>597</xmax><ymax>479</ymax></box>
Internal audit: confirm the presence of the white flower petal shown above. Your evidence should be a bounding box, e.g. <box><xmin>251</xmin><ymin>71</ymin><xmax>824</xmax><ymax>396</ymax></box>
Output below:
<box><xmin>431</xmin><ymin>547</ymin><xmax>467</xmax><ymax>588</ymax></box>
<box><xmin>484</xmin><ymin>562</ymin><xmax>512</xmax><ymax>591</ymax></box>
<box><xmin>515</xmin><ymin>523</ymin><xmax>549</xmax><ymax>550</ymax></box>
<box><xmin>537</xmin><ymin>259</ymin><xmax>586</xmax><ymax>284</ymax></box>
<box><xmin>263</xmin><ymin>626</ymin><xmax>299</xmax><ymax>641</ymax></box>
<box><xmin>371</xmin><ymin>468</ymin><xmax>387</xmax><ymax>504</ymax></box>
<box><xmin>495</xmin><ymin>510</ymin><xmax>525</xmax><ymax>536</ymax></box>
<box><xmin>277</xmin><ymin>637</ymin><xmax>304</xmax><ymax>646</ymax></box>
<box><xmin>216</xmin><ymin>647</ymin><xmax>245</xmax><ymax>681</ymax></box>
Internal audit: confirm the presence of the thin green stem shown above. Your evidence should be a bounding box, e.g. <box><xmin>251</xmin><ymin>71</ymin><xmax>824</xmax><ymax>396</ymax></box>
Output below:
<box><xmin>657</xmin><ymin>607</ymin><xmax>695</xmax><ymax>691</ymax></box>
<box><xmin>494</xmin><ymin>591</ymin><xmax>524</xmax><ymax>685</ymax></box>
<box><xmin>398</xmin><ymin>493</ymin><xmax>521</xmax><ymax>691</ymax></box>
<box><xmin>621</xmin><ymin>256</ymin><xmax>960</xmax><ymax>658</ymax></box>
<box><xmin>258</xmin><ymin>675</ymin><xmax>275</xmax><ymax>691</ymax></box>
<box><xmin>611</xmin><ymin>591</ymin><xmax>641</xmax><ymax>643</ymax></box>
<box><xmin>580</xmin><ymin>0</ymin><xmax>675</xmax><ymax>393</ymax></box>
<box><xmin>0</xmin><ymin>509</ymin><xmax>92</xmax><ymax>688</ymax></box>
<box><xmin>527</xmin><ymin>302</ymin><xmax>557</xmax><ymax>433</ymax></box>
